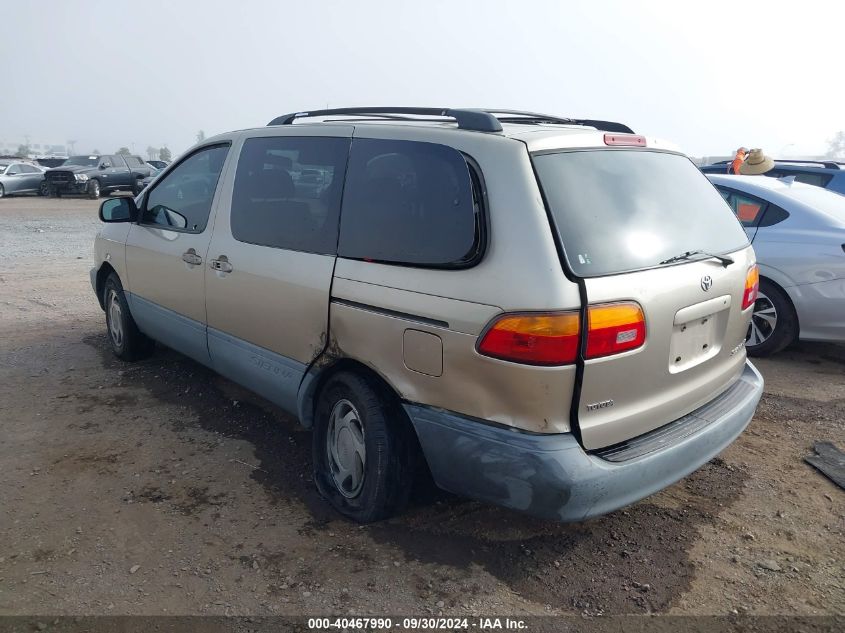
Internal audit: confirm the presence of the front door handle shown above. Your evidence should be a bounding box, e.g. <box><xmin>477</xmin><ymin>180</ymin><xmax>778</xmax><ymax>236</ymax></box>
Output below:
<box><xmin>210</xmin><ymin>255</ymin><xmax>233</xmax><ymax>274</ymax></box>
<box><xmin>182</xmin><ymin>249</ymin><xmax>202</xmax><ymax>266</ymax></box>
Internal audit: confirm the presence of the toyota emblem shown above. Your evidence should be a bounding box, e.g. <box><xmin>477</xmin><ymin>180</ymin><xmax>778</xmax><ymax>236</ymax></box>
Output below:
<box><xmin>700</xmin><ymin>275</ymin><xmax>713</xmax><ymax>291</ymax></box>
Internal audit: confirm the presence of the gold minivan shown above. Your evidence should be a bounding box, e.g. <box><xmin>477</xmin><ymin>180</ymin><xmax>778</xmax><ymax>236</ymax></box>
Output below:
<box><xmin>92</xmin><ymin>108</ymin><xmax>764</xmax><ymax>523</ymax></box>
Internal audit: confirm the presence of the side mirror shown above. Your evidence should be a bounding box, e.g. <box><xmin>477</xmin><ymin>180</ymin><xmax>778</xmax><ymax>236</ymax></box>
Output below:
<box><xmin>99</xmin><ymin>163</ymin><xmax>108</xmax><ymax>170</ymax></box>
<box><xmin>99</xmin><ymin>197</ymin><xmax>137</xmax><ymax>223</ymax></box>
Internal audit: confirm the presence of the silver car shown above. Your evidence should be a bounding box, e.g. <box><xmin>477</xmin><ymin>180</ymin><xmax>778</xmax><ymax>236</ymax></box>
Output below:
<box><xmin>708</xmin><ymin>174</ymin><xmax>845</xmax><ymax>355</ymax></box>
<box><xmin>0</xmin><ymin>160</ymin><xmax>47</xmax><ymax>198</ymax></box>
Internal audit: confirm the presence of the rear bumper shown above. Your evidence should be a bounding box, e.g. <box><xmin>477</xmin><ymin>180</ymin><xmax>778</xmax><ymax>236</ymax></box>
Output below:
<box><xmin>405</xmin><ymin>361</ymin><xmax>763</xmax><ymax>521</ymax></box>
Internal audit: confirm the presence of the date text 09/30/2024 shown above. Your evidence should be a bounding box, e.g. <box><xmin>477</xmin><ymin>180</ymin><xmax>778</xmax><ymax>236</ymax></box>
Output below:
<box><xmin>307</xmin><ymin>617</ymin><xmax>528</xmax><ymax>630</ymax></box>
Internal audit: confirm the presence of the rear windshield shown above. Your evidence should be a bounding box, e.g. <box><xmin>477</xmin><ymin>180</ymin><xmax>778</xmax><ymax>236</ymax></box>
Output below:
<box><xmin>784</xmin><ymin>185</ymin><xmax>845</xmax><ymax>223</ymax></box>
<box><xmin>533</xmin><ymin>150</ymin><xmax>749</xmax><ymax>277</ymax></box>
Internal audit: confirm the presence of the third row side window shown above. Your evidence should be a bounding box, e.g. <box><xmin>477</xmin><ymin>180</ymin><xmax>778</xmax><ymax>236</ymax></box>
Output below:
<box><xmin>338</xmin><ymin>138</ymin><xmax>480</xmax><ymax>266</ymax></box>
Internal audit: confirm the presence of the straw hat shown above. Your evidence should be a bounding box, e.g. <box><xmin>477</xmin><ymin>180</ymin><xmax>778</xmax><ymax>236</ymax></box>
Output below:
<box><xmin>739</xmin><ymin>148</ymin><xmax>774</xmax><ymax>175</ymax></box>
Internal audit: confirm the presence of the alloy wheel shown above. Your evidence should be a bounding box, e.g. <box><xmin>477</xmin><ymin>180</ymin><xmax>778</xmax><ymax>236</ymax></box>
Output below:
<box><xmin>747</xmin><ymin>291</ymin><xmax>778</xmax><ymax>347</ymax></box>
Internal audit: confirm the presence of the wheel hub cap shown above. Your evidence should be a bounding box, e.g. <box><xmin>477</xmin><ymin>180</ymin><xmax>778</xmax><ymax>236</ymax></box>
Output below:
<box><xmin>326</xmin><ymin>399</ymin><xmax>366</xmax><ymax>498</ymax></box>
<box><xmin>107</xmin><ymin>289</ymin><xmax>124</xmax><ymax>348</ymax></box>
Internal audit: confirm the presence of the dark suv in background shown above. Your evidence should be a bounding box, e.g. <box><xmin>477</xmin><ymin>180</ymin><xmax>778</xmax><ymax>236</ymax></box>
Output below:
<box><xmin>700</xmin><ymin>160</ymin><xmax>845</xmax><ymax>195</ymax></box>
<box><xmin>45</xmin><ymin>154</ymin><xmax>152</xmax><ymax>199</ymax></box>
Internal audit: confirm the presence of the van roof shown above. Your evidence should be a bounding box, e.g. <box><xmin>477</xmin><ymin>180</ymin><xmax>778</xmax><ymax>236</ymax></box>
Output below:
<box><xmin>211</xmin><ymin>107</ymin><xmax>678</xmax><ymax>153</ymax></box>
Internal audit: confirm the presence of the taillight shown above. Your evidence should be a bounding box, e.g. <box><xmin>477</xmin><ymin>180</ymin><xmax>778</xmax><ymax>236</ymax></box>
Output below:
<box><xmin>604</xmin><ymin>133</ymin><xmax>647</xmax><ymax>147</ymax></box>
<box><xmin>586</xmin><ymin>302</ymin><xmax>646</xmax><ymax>359</ymax></box>
<box><xmin>477</xmin><ymin>312</ymin><xmax>580</xmax><ymax>366</ymax></box>
<box><xmin>742</xmin><ymin>265</ymin><xmax>759</xmax><ymax>310</ymax></box>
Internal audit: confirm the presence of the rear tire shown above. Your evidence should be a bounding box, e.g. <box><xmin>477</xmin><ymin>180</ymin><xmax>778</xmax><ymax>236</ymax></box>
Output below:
<box><xmin>746</xmin><ymin>279</ymin><xmax>798</xmax><ymax>357</ymax></box>
<box><xmin>313</xmin><ymin>371</ymin><xmax>417</xmax><ymax>523</ymax></box>
<box><xmin>103</xmin><ymin>273</ymin><xmax>155</xmax><ymax>361</ymax></box>
<box><xmin>88</xmin><ymin>179</ymin><xmax>101</xmax><ymax>199</ymax></box>
<box><xmin>0</xmin><ymin>183</ymin><xmax>5</xmax><ymax>198</ymax></box>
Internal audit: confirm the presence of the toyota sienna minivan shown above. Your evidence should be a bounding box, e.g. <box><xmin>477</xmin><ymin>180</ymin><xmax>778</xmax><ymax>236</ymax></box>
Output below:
<box><xmin>91</xmin><ymin>107</ymin><xmax>764</xmax><ymax>523</ymax></box>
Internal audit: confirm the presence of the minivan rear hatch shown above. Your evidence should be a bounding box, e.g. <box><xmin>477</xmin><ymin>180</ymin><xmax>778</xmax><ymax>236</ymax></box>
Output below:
<box><xmin>533</xmin><ymin>148</ymin><xmax>754</xmax><ymax>450</ymax></box>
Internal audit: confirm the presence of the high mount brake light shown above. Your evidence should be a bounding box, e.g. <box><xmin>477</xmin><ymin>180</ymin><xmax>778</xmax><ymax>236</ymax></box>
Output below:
<box><xmin>586</xmin><ymin>302</ymin><xmax>646</xmax><ymax>359</ymax></box>
<box><xmin>742</xmin><ymin>265</ymin><xmax>759</xmax><ymax>310</ymax></box>
<box><xmin>477</xmin><ymin>312</ymin><xmax>580</xmax><ymax>366</ymax></box>
<box><xmin>477</xmin><ymin>302</ymin><xmax>648</xmax><ymax>366</ymax></box>
<box><xmin>604</xmin><ymin>133</ymin><xmax>647</xmax><ymax>147</ymax></box>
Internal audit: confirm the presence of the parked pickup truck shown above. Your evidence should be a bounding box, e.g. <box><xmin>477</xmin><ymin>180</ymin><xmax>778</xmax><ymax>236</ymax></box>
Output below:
<box><xmin>45</xmin><ymin>154</ymin><xmax>152</xmax><ymax>199</ymax></box>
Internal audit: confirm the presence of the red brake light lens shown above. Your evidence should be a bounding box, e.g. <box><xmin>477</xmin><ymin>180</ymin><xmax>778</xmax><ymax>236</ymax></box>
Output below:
<box><xmin>586</xmin><ymin>302</ymin><xmax>646</xmax><ymax>359</ymax></box>
<box><xmin>742</xmin><ymin>265</ymin><xmax>759</xmax><ymax>310</ymax></box>
<box><xmin>477</xmin><ymin>312</ymin><xmax>580</xmax><ymax>366</ymax></box>
<box><xmin>604</xmin><ymin>133</ymin><xmax>647</xmax><ymax>147</ymax></box>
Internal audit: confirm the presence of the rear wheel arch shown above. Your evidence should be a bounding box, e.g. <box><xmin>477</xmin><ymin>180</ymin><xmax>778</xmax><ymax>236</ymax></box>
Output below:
<box><xmin>298</xmin><ymin>358</ymin><xmax>407</xmax><ymax>429</ymax></box>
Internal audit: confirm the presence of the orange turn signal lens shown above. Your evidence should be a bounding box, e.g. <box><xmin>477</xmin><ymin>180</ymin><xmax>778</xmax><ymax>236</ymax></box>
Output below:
<box><xmin>586</xmin><ymin>302</ymin><xmax>646</xmax><ymax>359</ymax></box>
<box><xmin>477</xmin><ymin>312</ymin><xmax>580</xmax><ymax>366</ymax></box>
<box><xmin>742</xmin><ymin>264</ymin><xmax>759</xmax><ymax>310</ymax></box>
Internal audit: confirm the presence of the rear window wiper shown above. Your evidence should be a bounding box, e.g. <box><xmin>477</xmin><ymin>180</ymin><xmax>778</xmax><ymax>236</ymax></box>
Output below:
<box><xmin>659</xmin><ymin>250</ymin><xmax>734</xmax><ymax>268</ymax></box>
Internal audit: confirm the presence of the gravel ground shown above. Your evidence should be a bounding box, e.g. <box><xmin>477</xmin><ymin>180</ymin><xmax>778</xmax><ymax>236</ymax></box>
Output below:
<box><xmin>0</xmin><ymin>197</ymin><xmax>843</xmax><ymax>617</ymax></box>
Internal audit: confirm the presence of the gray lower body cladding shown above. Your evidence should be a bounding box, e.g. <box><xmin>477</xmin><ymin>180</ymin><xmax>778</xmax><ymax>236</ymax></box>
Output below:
<box><xmin>405</xmin><ymin>361</ymin><xmax>763</xmax><ymax>521</ymax></box>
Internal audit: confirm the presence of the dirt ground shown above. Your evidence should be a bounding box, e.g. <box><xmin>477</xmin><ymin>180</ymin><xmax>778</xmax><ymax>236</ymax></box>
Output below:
<box><xmin>0</xmin><ymin>197</ymin><xmax>843</xmax><ymax>617</ymax></box>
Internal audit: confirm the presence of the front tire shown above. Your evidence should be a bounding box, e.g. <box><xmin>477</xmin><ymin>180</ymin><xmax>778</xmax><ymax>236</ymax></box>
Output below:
<box><xmin>313</xmin><ymin>372</ymin><xmax>417</xmax><ymax>523</ymax></box>
<box><xmin>38</xmin><ymin>181</ymin><xmax>50</xmax><ymax>197</ymax></box>
<box><xmin>103</xmin><ymin>274</ymin><xmax>155</xmax><ymax>361</ymax></box>
<box><xmin>0</xmin><ymin>183</ymin><xmax>5</xmax><ymax>198</ymax></box>
<box><xmin>88</xmin><ymin>179</ymin><xmax>101</xmax><ymax>199</ymax></box>
<box><xmin>746</xmin><ymin>279</ymin><xmax>798</xmax><ymax>357</ymax></box>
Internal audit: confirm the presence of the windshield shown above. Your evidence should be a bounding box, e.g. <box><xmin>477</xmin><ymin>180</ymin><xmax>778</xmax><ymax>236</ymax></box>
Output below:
<box><xmin>533</xmin><ymin>150</ymin><xmax>749</xmax><ymax>277</ymax></box>
<box><xmin>62</xmin><ymin>156</ymin><xmax>100</xmax><ymax>167</ymax></box>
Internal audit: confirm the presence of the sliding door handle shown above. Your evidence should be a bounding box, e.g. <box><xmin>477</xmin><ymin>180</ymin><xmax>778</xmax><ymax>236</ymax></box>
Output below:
<box><xmin>210</xmin><ymin>255</ymin><xmax>233</xmax><ymax>274</ymax></box>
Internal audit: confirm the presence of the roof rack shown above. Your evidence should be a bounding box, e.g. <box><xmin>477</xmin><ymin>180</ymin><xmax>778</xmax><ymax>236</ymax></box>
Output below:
<box><xmin>267</xmin><ymin>107</ymin><xmax>634</xmax><ymax>134</ymax></box>
<box><xmin>482</xmin><ymin>109</ymin><xmax>634</xmax><ymax>134</ymax></box>
<box><xmin>772</xmin><ymin>159</ymin><xmax>842</xmax><ymax>170</ymax></box>
<box><xmin>267</xmin><ymin>107</ymin><xmax>503</xmax><ymax>132</ymax></box>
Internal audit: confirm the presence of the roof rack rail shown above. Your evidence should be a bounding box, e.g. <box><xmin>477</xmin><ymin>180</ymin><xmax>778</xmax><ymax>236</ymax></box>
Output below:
<box><xmin>267</xmin><ymin>107</ymin><xmax>503</xmax><ymax>132</ymax></box>
<box><xmin>773</xmin><ymin>159</ymin><xmax>842</xmax><ymax>170</ymax></box>
<box><xmin>483</xmin><ymin>109</ymin><xmax>634</xmax><ymax>134</ymax></box>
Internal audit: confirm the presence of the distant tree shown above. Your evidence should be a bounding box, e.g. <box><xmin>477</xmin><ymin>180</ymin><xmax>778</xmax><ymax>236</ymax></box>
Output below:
<box><xmin>826</xmin><ymin>131</ymin><xmax>845</xmax><ymax>159</ymax></box>
<box><xmin>146</xmin><ymin>145</ymin><xmax>158</xmax><ymax>160</ymax></box>
<box><xmin>196</xmin><ymin>130</ymin><xmax>206</xmax><ymax>144</ymax></box>
<box><xmin>116</xmin><ymin>147</ymin><xmax>131</xmax><ymax>155</ymax></box>
<box><xmin>16</xmin><ymin>144</ymin><xmax>31</xmax><ymax>157</ymax></box>
<box><xmin>159</xmin><ymin>146</ymin><xmax>172</xmax><ymax>162</ymax></box>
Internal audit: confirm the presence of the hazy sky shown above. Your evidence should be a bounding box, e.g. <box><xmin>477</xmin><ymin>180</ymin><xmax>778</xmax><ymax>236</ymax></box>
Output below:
<box><xmin>2</xmin><ymin>0</ymin><xmax>842</xmax><ymax>159</ymax></box>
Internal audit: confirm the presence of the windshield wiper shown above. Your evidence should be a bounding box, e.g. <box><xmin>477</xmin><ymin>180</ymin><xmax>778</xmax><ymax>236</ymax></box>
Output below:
<box><xmin>659</xmin><ymin>250</ymin><xmax>734</xmax><ymax>268</ymax></box>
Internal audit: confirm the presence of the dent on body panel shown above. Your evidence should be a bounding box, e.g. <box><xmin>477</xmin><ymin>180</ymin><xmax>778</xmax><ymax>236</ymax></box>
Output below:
<box><xmin>327</xmin><ymin>302</ymin><xmax>573</xmax><ymax>433</ymax></box>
